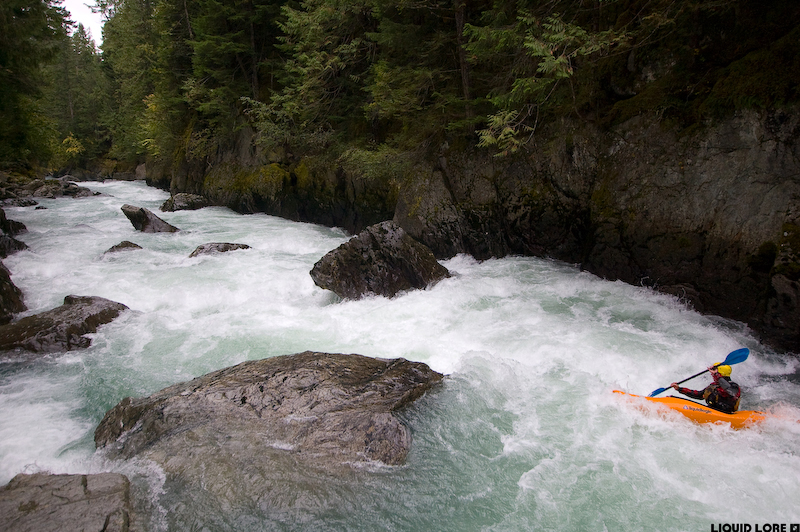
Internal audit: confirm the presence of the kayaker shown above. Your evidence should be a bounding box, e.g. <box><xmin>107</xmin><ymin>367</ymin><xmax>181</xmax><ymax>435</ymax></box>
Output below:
<box><xmin>670</xmin><ymin>364</ymin><xmax>741</xmax><ymax>413</ymax></box>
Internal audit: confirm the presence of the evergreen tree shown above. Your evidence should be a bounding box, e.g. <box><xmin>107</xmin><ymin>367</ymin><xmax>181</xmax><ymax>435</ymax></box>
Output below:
<box><xmin>269</xmin><ymin>0</ymin><xmax>377</xmax><ymax>139</ymax></box>
<box><xmin>100</xmin><ymin>0</ymin><xmax>159</xmax><ymax>163</ymax></box>
<box><xmin>0</xmin><ymin>0</ymin><xmax>67</xmax><ymax>168</ymax></box>
<box><xmin>42</xmin><ymin>24</ymin><xmax>111</xmax><ymax>168</ymax></box>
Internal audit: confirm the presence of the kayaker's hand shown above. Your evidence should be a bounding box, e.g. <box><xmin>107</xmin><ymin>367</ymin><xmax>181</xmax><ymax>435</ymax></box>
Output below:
<box><xmin>670</xmin><ymin>383</ymin><xmax>678</xmax><ymax>389</ymax></box>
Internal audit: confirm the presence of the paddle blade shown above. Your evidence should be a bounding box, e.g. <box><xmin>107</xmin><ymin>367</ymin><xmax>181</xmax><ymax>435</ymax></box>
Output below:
<box><xmin>647</xmin><ymin>348</ymin><xmax>749</xmax><ymax>398</ymax></box>
<box><xmin>722</xmin><ymin>348</ymin><xmax>749</xmax><ymax>366</ymax></box>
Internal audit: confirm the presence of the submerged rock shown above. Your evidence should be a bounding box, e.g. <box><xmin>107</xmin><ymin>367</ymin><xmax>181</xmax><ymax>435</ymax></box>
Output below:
<box><xmin>0</xmin><ymin>472</ymin><xmax>135</xmax><ymax>532</ymax></box>
<box><xmin>105</xmin><ymin>240</ymin><xmax>143</xmax><ymax>254</ymax></box>
<box><xmin>96</xmin><ymin>351</ymin><xmax>442</xmax><ymax>465</ymax></box>
<box><xmin>160</xmin><ymin>193</ymin><xmax>209</xmax><ymax>212</ymax></box>
<box><xmin>310</xmin><ymin>221</ymin><xmax>450</xmax><ymax>299</ymax></box>
<box><xmin>188</xmin><ymin>242</ymin><xmax>250</xmax><ymax>257</ymax></box>
<box><xmin>0</xmin><ymin>295</ymin><xmax>129</xmax><ymax>356</ymax></box>
<box><xmin>120</xmin><ymin>204</ymin><xmax>180</xmax><ymax>233</ymax></box>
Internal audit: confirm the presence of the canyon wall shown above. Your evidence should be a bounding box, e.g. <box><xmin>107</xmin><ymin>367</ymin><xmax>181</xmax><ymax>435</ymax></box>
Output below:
<box><xmin>148</xmin><ymin>108</ymin><xmax>800</xmax><ymax>352</ymax></box>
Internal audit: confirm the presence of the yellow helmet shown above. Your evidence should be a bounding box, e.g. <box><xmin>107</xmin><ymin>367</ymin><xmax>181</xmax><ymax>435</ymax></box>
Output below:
<box><xmin>715</xmin><ymin>364</ymin><xmax>732</xmax><ymax>377</ymax></box>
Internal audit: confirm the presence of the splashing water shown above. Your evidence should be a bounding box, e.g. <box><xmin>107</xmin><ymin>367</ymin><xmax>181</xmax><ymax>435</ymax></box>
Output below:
<box><xmin>2</xmin><ymin>180</ymin><xmax>799</xmax><ymax>531</ymax></box>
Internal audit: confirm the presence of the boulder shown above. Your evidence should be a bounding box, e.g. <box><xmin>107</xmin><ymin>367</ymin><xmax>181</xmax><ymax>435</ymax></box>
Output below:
<box><xmin>0</xmin><ymin>295</ymin><xmax>129</xmax><ymax>356</ymax></box>
<box><xmin>0</xmin><ymin>208</ymin><xmax>28</xmax><ymax>258</ymax></box>
<box><xmin>310</xmin><ymin>221</ymin><xmax>450</xmax><ymax>299</ymax></box>
<box><xmin>95</xmin><ymin>351</ymin><xmax>442</xmax><ymax>467</ymax></box>
<box><xmin>0</xmin><ymin>472</ymin><xmax>135</xmax><ymax>532</ymax></box>
<box><xmin>0</xmin><ymin>262</ymin><xmax>25</xmax><ymax>324</ymax></box>
<box><xmin>111</xmin><ymin>172</ymin><xmax>137</xmax><ymax>181</ymax></box>
<box><xmin>1</xmin><ymin>198</ymin><xmax>38</xmax><ymax>207</ymax></box>
<box><xmin>105</xmin><ymin>241</ymin><xmax>143</xmax><ymax>254</ymax></box>
<box><xmin>188</xmin><ymin>242</ymin><xmax>250</xmax><ymax>257</ymax></box>
<box><xmin>0</xmin><ymin>207</ymin><xmax>26</xmax><ymax>236</ymax></box>
<box><xmin>120</xmin><ymin>204</ymin><xmax>180</xmax><ymax>233</ymax></box>
<box><xmin>29</xmin><ymin>178</ymin><xmax>94</xmax><ymax>199</ymax></box>
<box><xmin>0</xmin><ymin>235</ymin><xmax>27</xmax><ymax>258</ymax></box>
<box><xmin>160</xmin><ymin>193</ymin><xmax>209</xmax><ymax>212</ymax></box>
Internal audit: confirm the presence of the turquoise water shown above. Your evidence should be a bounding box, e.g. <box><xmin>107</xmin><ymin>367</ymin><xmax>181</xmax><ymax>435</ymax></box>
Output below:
<box><xmin>2</xmin><ymin>180</ymin><xmax>800</xmax><ymax>531</ymax></box>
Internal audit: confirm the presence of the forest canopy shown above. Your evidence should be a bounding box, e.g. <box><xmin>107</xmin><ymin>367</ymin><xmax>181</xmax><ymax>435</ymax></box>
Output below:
<box><xmin>2</xmin><ymin>0</ymin><xmax>799</xmax><ymax>173</ymax></box>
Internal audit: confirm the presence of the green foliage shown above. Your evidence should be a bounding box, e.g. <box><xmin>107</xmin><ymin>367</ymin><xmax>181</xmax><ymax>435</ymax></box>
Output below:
<box><xmin>14</xmin><ymin>0</ymin><xmax>797</xmax><ymax>174</ymax></box>
<box><xmin>0</xmin><ymin>0</ymin><xmax>67</xmax><ymax>168</ymax></box>
<box><xmin>100</xmin><ymin>0</ymin><xmax>159</xmax><ymax>162</ymax></box>
<box><xmin>698</xmin><ymin>25</ymin><xmax>800</xmax><ymax>118</ymax></box>
<box><xmin>476</xmin><ymin>110</ymin><xmax>531</xmax><ymax>156</ymax></box>
<box><xmin>271</xmin><ymin>0</ymin><xmax>376</xmax><ymax>131</ymax></box>
<box><xmin>39</xmin><ymin>25</ymin><xmax>112</xmax><ymax>167</ymax></box>
<box><xmin>467</xmin><ymin>8</ymin><xmax>631</xmax><ymax>155</ymax></box>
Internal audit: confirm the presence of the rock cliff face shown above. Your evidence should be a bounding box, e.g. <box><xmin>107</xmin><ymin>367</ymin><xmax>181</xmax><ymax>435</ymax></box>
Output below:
<box><xmin>148</xmin><ymin>108</ymin><xmax>800</xmax><ymax>352</ymax></box>
<box><xmin>394</xmin><ymin>110</ymin><xmax>800</xmax><ymax>351</ymax></box>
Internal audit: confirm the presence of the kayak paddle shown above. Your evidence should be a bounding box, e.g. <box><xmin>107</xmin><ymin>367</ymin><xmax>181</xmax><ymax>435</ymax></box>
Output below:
<box><xmin>648</xmin><ymin>348</ymin><xmax>750</xmax><ymax>397</ymax></box>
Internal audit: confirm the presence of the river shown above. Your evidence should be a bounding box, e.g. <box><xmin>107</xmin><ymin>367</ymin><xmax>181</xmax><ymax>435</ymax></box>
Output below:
<box><xmin>2</xmin><ymin>180</ymin><xmax>800</xmax><ymax>531</ymax></box>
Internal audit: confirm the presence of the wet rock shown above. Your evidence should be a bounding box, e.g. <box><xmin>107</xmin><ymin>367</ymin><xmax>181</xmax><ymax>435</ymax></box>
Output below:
<box><xmin>0</xmin><ymin>295</ymin><xmax>129</xmax><ymax>356</ymax></box>
<box><xmin>160</xmin><ymin>193</ymin><xmax>209</xmax><ymax>212</ymax></box>
<box><xmin>94</xmin><ymin>351</ymin><xmax>442</xmax><ymax>517</ymax></box>
<box><xmin>105</xmin><ymin>241</ymin><xmax>143</xmax><ymax>254</ymax></box>
<box><xmin>0</xmin><ymin>235</ymin><xmax>27</xmax><ymax>258</ymax></box>
<box><xmin>0</xmin><ymin>472</ymin><xmax>135</xmax><ymax>532</ymax></box>
<box><xmin>189</xmin><ymin>242</ymin><xmax>250</xmax><ymax>257</ymax></box>
<box><xmin>0</xmin><ymin>208</ymin><xmax>28</xmax><ymax>258</ymax></box>
<box><xmin>30</xmin><ymin>178</ymin><xmax>94</xmax><ymax>199</ymax></box>
<box><xmin>0</xmin><ymin>262</ymin><xmax>25</xmax><ymax>325</ymax></box>
<box><xmin>0</xmin><ymin>208</ymin><xmax>26</xmax><ymax>236</ymax></box>
<box><xmin>310</xmin><ymin>221</ymin><xmax>450</xmax><ymax>299</ymax></box>
<box><xmin>1</xmin><ymin>198</ymin><xmax>38</xmax><ymax>207</ymax></box>
<box><xmin>111</xmin><ymin>171</ymin><xmax>137</xmax><ymax>181</ymax></box>
<box><xmin>96</xmin><ymin>351</ymin><xmax>442</xmax><ymax>466</ymax></box>
<box><xmin>120</xmin><ymin>204</ymin><xmax>180</xmax><ymax>233</ymax></box>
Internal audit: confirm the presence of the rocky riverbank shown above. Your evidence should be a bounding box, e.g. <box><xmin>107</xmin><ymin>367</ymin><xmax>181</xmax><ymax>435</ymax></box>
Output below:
<box><xmin>145</xmin><ymin>108</ymin><xmax>800</xmax><ymax>353</ymax></box>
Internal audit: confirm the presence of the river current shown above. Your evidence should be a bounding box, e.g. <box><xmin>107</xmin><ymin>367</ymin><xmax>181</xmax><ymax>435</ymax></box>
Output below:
<box><xmin>2</xmin><ymin>180</ymin><xmax>800</xmax><ymax>531</ymax></box>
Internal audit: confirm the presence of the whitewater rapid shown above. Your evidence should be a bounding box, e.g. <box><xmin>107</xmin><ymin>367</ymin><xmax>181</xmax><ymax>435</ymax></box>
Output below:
<box><xmin>2</xmin><ymin>180</ymin><xmax>799</xmax><ymax>531</ymax></box>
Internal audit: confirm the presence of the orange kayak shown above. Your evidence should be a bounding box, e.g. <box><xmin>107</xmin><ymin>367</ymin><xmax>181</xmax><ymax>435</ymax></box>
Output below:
<box><xmin>613</xmin><ymin>390</ymin><xmax>767</xmax><ymax>429</ymax></box>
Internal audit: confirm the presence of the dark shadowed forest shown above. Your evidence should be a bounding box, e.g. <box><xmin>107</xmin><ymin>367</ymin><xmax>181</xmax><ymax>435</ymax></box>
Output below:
<box><xmin>3</xmin><ymin>0</ymin><xmax>799</xmax><ymax>175</ymax></box>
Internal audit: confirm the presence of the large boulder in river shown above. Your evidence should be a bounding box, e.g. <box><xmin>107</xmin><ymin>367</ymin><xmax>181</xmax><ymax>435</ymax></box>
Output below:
<box><xmin>0</xmin><ymin>295</ymin><xmax>129</xmax><ymax>356</ymax></box>
<box><xmin>310</xmin><ymin>221</ymin><xmax>450</xmax><ymax>299</ymax></box>
<box><xmin>95</xmin><ymin>351</ymin><xmax>442</xmax><ymax>466</ymax></box>
<box><xmin>120</xmin><ymin>204</ymin><xmax>180</xmax><ymax>233</ymax></box>
<box><xmin>0</xmin><ymin>472</ymin><xmax>135</xmax><ymax>532</ymax></box>
<box><xmin>95</xmin><ymin>352</ymin><xmax>442</xmax><ymax>517</ymax></box>
<box><xmin>160</xmin><ymin>192</ymin><xmax>209</xmax><ymax>212</ymax></box>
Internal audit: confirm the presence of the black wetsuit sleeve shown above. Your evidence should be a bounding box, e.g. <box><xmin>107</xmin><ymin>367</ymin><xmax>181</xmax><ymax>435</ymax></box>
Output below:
<box><xmin>675</xmin><ymin>386</ymin><xmax>705</xmax><ymax>400</ymax></box>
